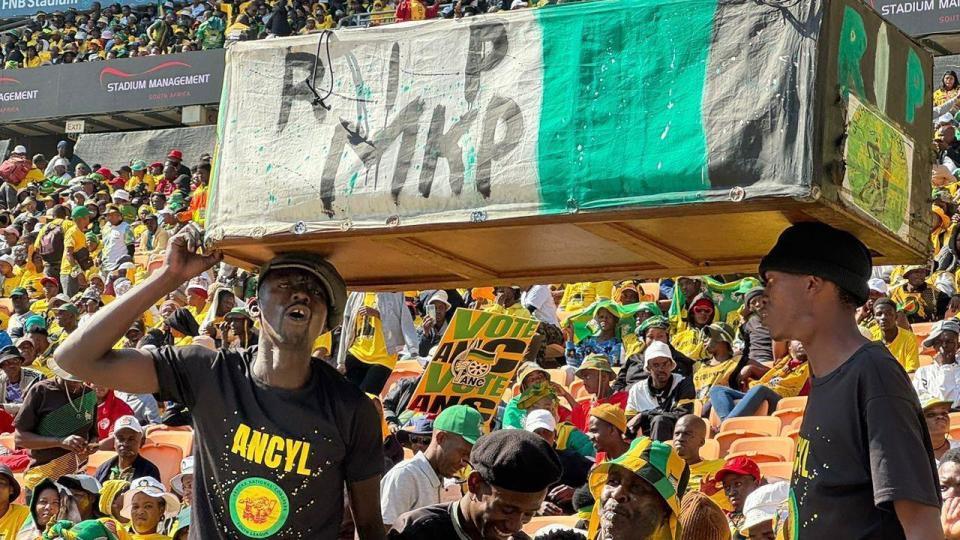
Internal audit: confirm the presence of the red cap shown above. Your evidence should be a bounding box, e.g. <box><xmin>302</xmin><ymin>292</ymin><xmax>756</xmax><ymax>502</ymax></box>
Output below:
<box><xmin>149</xmin><ymin>162</ymin><xmax>164</xmax><ymax>169</ymax></box>
<box><xmin>95</xmin><ymin>167</ymin><xmax>114</xmax><ymax>180</ymax></box>
<box><xmin>715</xmin><ymin>456</ymin><xmax>761</xmax><ymax>483</ymax></box>
<box><xmin>167</xmin><ymin>149</ymin><xmax>183</xmax><ymax>160</ymax></box>
<box><xmin>40</xmin><ymin>276</ymin><xmax>59</xmax><ymax>289</ymax></box>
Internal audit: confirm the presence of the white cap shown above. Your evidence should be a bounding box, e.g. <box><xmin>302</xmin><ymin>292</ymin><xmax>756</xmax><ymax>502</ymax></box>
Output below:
<box><xmin>157</xmin><ymin>208</ymin><xmax>174</xmax><ymax>217</ymax></box>
<box><xmin>0</xmin><ymin>255</ymin><xmax>15</xmax><ymax>268</ymax></box>
<box><xmin>52</xmin><ymin>157</ymin><xmax>69</xmax><ymax>169</ymax></box>
<box><xmin>121</xmin><ymin>476</ymin><xmax>180</xmax><ymax>520</ymax></box>
<box><xmin>939</xmin><ymin>113</ymin><xmax>957</xmax><ymax>126</ymax></box>
<box><xmin>740</xmin><ymin>481</ymin><xmax>790</xmax><ymax>535</ymax></box>
<box><xmin>171</xmin><ymin>456</ymin><xmax>195</xmax><ymax>495</ymax></box>
<box><xmin>643</xmin><ymin>341</ymin><xmax>674</xmax><ymax>367</ymax></box>
<box><xmin>12</xmin><ymin>145</ymin><xmax>26</xmax><ymax>155</ymax></box>
<box><xmin>112</xmin><ymin>189</ymin><xmax>130</xmax><ymax>201</ymax></box>
<box><xmin>427</xmin><ymin>290</ymin><xmax>451</xmax><ymax>309</ymax></box>
<box><xmin>523</xmin><ymin>409</ymin><xmax>556</xmax><ymax>434</ymax></box>
<box><xmin>112</xmin><ymin>415</ymin><xmax>143</xmax><ymax>436</ymax></box>
<box><xmin>867</xmin><ymin>278</ymin><xmax>888</xmax><ymax>295</ymax></box>
<box><xmin>60</xmin><ymin>474</ymin><xmax>101</xmax><ymax>495</ymax></box>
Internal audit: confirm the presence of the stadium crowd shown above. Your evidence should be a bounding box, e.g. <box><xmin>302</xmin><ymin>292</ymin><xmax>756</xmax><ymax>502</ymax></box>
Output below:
<box><xmin>0</xmin><ymin>68</ymin><xmax>942</xmax><ymax>540</ymax></box>
<box><xmin>0</xmin><ymin>0</ymin><xmax>551</xmax><ymax>70</ymax></box>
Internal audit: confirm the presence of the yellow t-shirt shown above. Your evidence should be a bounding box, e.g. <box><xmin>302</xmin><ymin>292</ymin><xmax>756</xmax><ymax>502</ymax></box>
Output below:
<box><xmin>314</xmin><ymin>331</ymin><xmax>333</xmax><ymax>356</ymax></box>
<box><xmin>348</xmin><ymin>293</ymin><xmax>397</xmax><ymax>369</ymax></box>
<box><xmin>30</xmin><ymin>298</ymin><xmax>49</xmax><ymax>316</ymax></box>
<box><xmin>125</xmin><ymin>174</ymin><xmax>156</xmax><ymax>192</ymax></box>
<box><xmin>20</xmin><ymin>166</ymin><xmax>44</xmax><ymax>190</ymax></box>
<box><xmin>130</xmin><ymin>534</ymin><xmax>169</xmax><ymax>540</ymax></box>
<box><xmin>1</xmin><ymin>271</ymin><xmax>20</xmax><ymax>298</ymax></box>
<box><xmin>870</xmin><ymin>325</ymin><xmax>920</xmax><ymax>373</ymax></box>
<box><xmin>691</xmin><ymin>459</ymin><xmax>732</xmax><ymax>512</ymax></box>
<box><xmin>0</xmin><ymin>503</ymin><xmax>30</xmax><ymax>535</ymax></box>
<box><xmin>622</xmin><ymin>332</ymin><xmax>644</xmax><ymax>359</ymax></box>
<box><xmin>691</xmin><ymin>357</ymin><xmax>740</xmax><ymax>400</ymax></box>
<box><xmin>61</xmin><ymin>220</ymin><xmax>88</xmax><ymax>276</ymax></box>
<box><xmin>18</xmin><ymin>266</ymin><xmax>43</xmax><ymax>299</ymax></box>
<box><xmin>671</xmin><ymin>328</ymin><xmax>709</xmax><ymax>361</ymax></box>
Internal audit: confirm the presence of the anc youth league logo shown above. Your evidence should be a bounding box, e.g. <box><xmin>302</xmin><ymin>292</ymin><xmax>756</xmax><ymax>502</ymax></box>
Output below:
<box><xmin>229</xmin><ymin>477</ymin><xmax>290</xmax><ymax>537</ymax></box>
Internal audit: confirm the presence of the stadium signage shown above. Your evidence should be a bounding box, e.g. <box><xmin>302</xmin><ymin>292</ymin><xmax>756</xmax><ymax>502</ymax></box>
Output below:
<box><xmin>871</xmin><ymin>0</ymin><xmax>960</xmax><ymax>36</ymax></box>
<box><xmin>0</xmin><ymin>0</ymin><xmax>151</xmax><ymax>21</ymax></box>
<box><xmin>0</xmin><ymin>49</ymin><xmax>223</xmax><ymax>123</ymax></box>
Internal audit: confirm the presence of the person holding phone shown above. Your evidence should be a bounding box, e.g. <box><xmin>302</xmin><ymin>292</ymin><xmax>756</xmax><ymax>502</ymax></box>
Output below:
<box><xmin>417</xmin><ymin>291</ymin><xmax>451</xmax><ymax>358</ymax></box>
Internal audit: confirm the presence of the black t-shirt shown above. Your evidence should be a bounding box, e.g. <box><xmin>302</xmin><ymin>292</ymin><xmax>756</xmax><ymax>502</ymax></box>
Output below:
<box><xmin>790</xmin><ymin>341</ymin><xmax>940</xmax><ymax>539</ymax></box>
<box><xmin>151</xmin><ymin>345</ymin><xmax>383</xmax><ymax>539</ymax></box>
<box><xmin>388</xmin><ymin>502</ymin><xmax>532</xmax><ymax>540</ymax></box>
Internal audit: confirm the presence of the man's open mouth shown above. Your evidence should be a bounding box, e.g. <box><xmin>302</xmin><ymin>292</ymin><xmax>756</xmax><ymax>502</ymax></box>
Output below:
<box><xmin>285</xmin><ymin>305</ymin><xmax>311</xmax><ymax>322</ymax></box>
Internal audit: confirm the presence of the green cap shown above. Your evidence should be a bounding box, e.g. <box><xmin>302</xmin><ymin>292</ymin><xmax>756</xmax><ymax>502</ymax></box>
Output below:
<box><xmin>55</xmin><ymin>303</ymin><xmax>79</xmax><ymax>316</ymax></box>
<box><xmin>637</xmin><ymin>315</ymin><xmax>670</xmax><ymax>336</ymax></box>
<box><xmin>71</xmin><ymin>205</ymin><xmax>92</xmax><ymax>220</ymax></box>
<box><xmin>10</xmin><ymin>287</ymin><xmax>27</xmax><ymax>297</ymax></box>
<box><xmin>433</xmin><ymin>405</ymin><xmax>483</xmax><ymax>445</ymax></box>
<box><xmin>85</xmin><ymin>232</ymin><xmax>98</xmax><ymax>244</ymax></box>
<box><xmin>224</xmin><ymin>307</ymin><xmax>251</xmax><ymax>320</ymax></box>
<box><xmin>131</xmin><ymin>160</ymin><xmax>147</xmax><ymax>172</ymax></box>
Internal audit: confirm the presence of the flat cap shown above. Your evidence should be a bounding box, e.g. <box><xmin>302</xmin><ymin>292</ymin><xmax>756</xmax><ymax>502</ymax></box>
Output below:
<box><xmin>470</xmin><ymin>429</ymin><xmax>561</xmax><ymax>493</ymax></box>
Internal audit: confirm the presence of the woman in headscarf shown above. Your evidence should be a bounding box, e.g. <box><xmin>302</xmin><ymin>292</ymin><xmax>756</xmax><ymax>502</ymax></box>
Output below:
<box><xmin>565</xmin><ymin>305</ymin><xmax>623</xmax><ymax>368</ymax></box>
<box><xmin>198</xmin><ymin>285</ymin><xmax>236</xmax><ymax>341</ymax></box>
<box><xmin>162</xmin><ymin>308</ymin><xmax>199</xmax><ymax>347</ymax></box>
<box><xmin>97</xmin><ymin>479</ymin><xmax>130</xmax><ymax>536</ymax></box>
<box><xmin>936</xmin><ymin>70</ymin><xmax>960</xmax><ymax>107</ymax></box>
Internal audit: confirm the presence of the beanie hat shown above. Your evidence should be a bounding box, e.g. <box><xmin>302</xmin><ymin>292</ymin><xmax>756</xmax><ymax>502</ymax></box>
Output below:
<box><xmin>679</xmin><ymin>491</ymin><xmax>731</xmax><ymax>540</ymax></box>
<box><xmin>589</xmin><ymin>403</ymin><xmax>627</xmax><ymax>433</ymax></box>
<box><xmin>470</xmin><ymin>429</ymin><xmax>561</xmax><ymax>493</ymax></box>
<box><xmin>759</xmin><ymin>222</ymin><xmax>872</xmax><ymax>304</ymax></box>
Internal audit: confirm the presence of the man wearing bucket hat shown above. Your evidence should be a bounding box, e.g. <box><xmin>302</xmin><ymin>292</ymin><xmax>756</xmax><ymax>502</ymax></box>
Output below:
<box><xmin>612</xmin><ymin>315</ymin><xmax>695</xmax><ymax>393</ymax></box>
<box><xmin>692</xmin><ymin>323</ymin><xmax>741</xmax><ymax>401</ymax></box>
<box><xmin>759</xmin><ymin>222</ymin><xmax>941</xmax><ymax>538</ymax></box>
<box><xmin>568</xmin><ymin>354</ymin><xmax>628</xmax><ymax>431</ymax></box>
<box><xmin>625</xmin><ymin>341</ymin><xmax>695</xmax><ymax>441</ymax></box>
<box><xmin>914</xmin><ymin>319</ymin><xmax>960</xmax><ymax>403</ymax></box>
<box><xmin>587</xmin><ymin>437</ymin><xmax>687</xmax><ymax>540</ymax></box>
<box><xmin>919</xmin><ymin>396</ymin><xmax>960</xmax><ymax>465</ymax></box>
<box><xmin>55</xmin><ymin>232</ymin><xmax>386</xmax><ymax>539</ymax></box>
<box><xmin>587</xmin><ymin>403</ymin><xmax>630</xmax><ymax>461</ymax></box>
<box><xmin>381</xmin><ymin>405</ymin><xmax>481</xmax><ymax>530</ymax></box>
<box><xmin>389</xmin><ymin>429</ymin><xmax>561</xmax><ymax>539</ymax></box>
<box><xmin>121</xmin><ymin>476</ymin><xmax>180</xmax><ymax>539</ymax></box>
<box><xmin>0</xmin><ymin>344</ymin><xmax>43</xmax><ymax>415</ymax></box>
<box><xmin>890</xmin><ymin>265</ymin><xmax>936</xmax><ymax>324</ymax></box>
<box><xmin>0</xmin><ymin>463</ymin><xmax>28</xmax><ymax>535</ymax></box>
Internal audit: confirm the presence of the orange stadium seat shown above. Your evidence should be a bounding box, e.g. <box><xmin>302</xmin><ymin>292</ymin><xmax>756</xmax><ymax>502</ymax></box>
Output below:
<box><xmin>772</xmin><ymin>397</ymin><xmax>807</xmax><ymax>428</ymax></box>
<box><xmin>147</xmin><ymin>429</ymin><xmax>194</xmax><ymax>457</ymax></box>
<box><xmin>700</xmin><ymin>439</ymin><xmax>720</xmax><ymax>461</ymax></box>
<box><xmin>85</xmin><ymin>451</ymin><xmax>117</xmax><ymax>476</ymax></box>
<box><xmin>715</xmin><ymin>416</ymin><xmax>782</xmax><ymax>456</ymax></box>
<box><xmin>758</xmin><ymin>461</ymin><xmax>794</xmax><ymax>481</ymax></box>
<box><xmin>781</xmin><ymin>425</ymin><xmax>800</xmax><ymax>444</ymax></box>
<box><xmin>380</xmin><ymin>360</ymin><xmax>424</xmax><ymax>398</ymax></box>
<box><xmin>708</xmin><ymin>402</ymin><xmax>769</xmax><ymax>435</ymax></box>
<box><xmin>726</xmin><ymin>436</ymin><xmax>795</xmax><ymax>463</ymax></box>
<box><xmin>912</xmin><ymin>322</ymin><xmax>934</xmax><ymax>338</ymax></box>
<box><xmin>950</xmin><ymin>412</ymin><xmax>960</xmax><ymax>429</ymax></box>
<box><xmin>139</xmin><ymin>442</ymin><xmax>184</xmax><ymax>489</ymax></box>
<box><xmin>950</xmin><ymin>425</ymin><xmax>960</xmax><ymax>442</ymax></box>
<box><xmin>918</xmin><ymin>354</ymin><xmax>934</xmax><ymax>368</ymax></box>
<box><xmin>12</xmin><ymin>473</ymin><xmax>24</xmax><ymax>504</ymax></box>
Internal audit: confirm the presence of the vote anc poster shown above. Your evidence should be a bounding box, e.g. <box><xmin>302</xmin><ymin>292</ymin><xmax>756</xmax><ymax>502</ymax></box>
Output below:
<box><xmin>407</xmin><ymin>308</ymin><xmax>538</xmax><ymax>426</ymax></box>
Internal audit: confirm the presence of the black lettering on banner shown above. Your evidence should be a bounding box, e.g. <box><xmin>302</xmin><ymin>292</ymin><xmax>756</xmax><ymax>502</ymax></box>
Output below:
<box><xmin>465</xmin><ymin>22</ymin><xmax>508</xmax><ymax>104</ymax></box>
<box><xmin>476</xmin><ymin>96</ymin><xmax>523</xmax><ymax>198</ymax></box>
<box><xmin>277</xmin><ymin>50</ymin><xmax>328</xmax><ymax>135</ymax></box>
<box><xmin>419</xmin><ymin>105</ymin><xmax>478</xmax><ymax>197</ymax></box>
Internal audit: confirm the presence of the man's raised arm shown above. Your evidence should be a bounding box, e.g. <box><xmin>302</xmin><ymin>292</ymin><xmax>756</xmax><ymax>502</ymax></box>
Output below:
<box><xmin>54</xmin><ymin>230</ymin><xmax>221</xmax><ymax>394</ymax></box>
